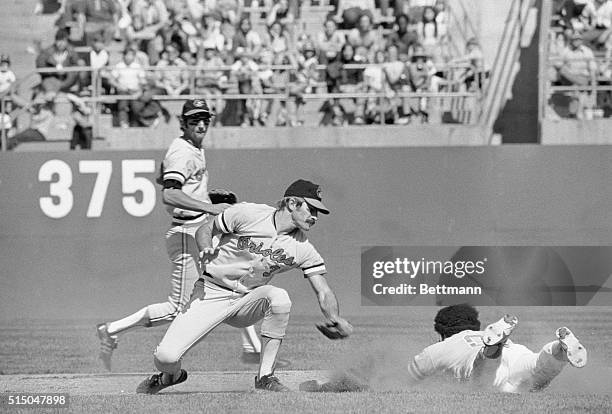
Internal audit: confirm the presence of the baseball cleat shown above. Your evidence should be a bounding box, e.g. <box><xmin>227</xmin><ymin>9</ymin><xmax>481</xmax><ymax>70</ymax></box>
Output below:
<box><xmin>482</xmin><ymin>314</ymin><xmax>518</xmax><ymax>346</ymax></box>
<box><xmin>254</xmin><ymin>374</ymin><xmax>290</xmax><ymax>392</ymax></box>
<box><xmin>241</xmin><ymin>352</ymin><xmax>292</xmax><ymax>369</ymax></box>
<box><xmin>556</xmin><ymin>327</ymin><xmax>587</xmax><ymax>368</ymax></box>
<box><xmin>96</xmin><ymin>323</ymin><xmax>117</xmax><ymax>371</ymax></box>
<box><xmin>136</xmin><ymin>369</ymin><xmax>188</xmax><ymax>394</ymax></box>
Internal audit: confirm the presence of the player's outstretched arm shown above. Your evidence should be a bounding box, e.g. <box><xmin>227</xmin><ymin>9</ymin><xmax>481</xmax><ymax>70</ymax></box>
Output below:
<box><xmin>162</xmin><ymin>188</ymin><xmax>230</xmax><ymax>215</ymax></box>
<box><xmin>307</xmin><ymin>274</ymin><xmax>353</xmax><ymax>338</ymax></box>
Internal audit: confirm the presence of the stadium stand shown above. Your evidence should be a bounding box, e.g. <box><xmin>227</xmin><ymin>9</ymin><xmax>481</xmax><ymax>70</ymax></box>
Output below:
<box><xmin>2</xmin><ymin>0</ymin><xmax>525</xmax><ymax>150</ymax></box>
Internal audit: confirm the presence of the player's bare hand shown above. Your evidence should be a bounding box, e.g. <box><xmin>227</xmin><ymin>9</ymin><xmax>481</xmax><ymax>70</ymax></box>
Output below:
<box><xmin>316</xmin><ymin>317</ymin><xmax>353</xmax><ymax>340</ymax></box>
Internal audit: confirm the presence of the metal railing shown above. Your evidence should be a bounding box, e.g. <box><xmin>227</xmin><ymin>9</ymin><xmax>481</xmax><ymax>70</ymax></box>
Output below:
<box><xmin>0</xmin><ymin>59</ymin><xmax>483</xmax><ymax>150</ymax></box>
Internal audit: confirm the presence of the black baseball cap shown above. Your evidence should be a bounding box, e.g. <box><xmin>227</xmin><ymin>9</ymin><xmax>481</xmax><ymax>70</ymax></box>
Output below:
<box><xmin>182</xmin><ymin>98</ymin><xmax>213</xmax><ymax>118</ymax></box>
<box><xmin>284</xmin><ymin>179</ymin><xmax>330</xmax><ymax>214</ymax></box>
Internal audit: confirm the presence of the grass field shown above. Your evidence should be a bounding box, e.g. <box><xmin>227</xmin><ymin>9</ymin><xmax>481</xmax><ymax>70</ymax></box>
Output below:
<box><xmin>1</xmin><ymin>307</ymin><xmax>611</xmax><ymax>413</ymax></box>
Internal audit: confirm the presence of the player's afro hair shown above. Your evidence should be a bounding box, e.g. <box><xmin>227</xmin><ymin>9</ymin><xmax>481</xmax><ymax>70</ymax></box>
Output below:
<box><xmin>434</xmin><ymin>304</ymin><xmax>481</xmax><ymax>339</ymax></box>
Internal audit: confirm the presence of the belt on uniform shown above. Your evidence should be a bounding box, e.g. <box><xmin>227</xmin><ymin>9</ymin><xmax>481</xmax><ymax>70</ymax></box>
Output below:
<box><xmin>172</xmin><ymin>212</ymin><xmax>206</xmax><ymax>225</ymax></box>
<box><xmin>201</xmin><ymin>272</ymin><xmax>235</xmax><ymax>292</ymax></box>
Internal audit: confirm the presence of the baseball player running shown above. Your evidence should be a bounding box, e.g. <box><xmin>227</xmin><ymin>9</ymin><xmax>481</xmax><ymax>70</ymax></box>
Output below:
<box><xmin>96</xmin><ymin>98</ymin><xmax>274</xmax><ymax>371</ymax></box>
<box><xmin>136</xmin><ymin>179</ymin><xmax>353</xmax><ymax>393</ymax></box>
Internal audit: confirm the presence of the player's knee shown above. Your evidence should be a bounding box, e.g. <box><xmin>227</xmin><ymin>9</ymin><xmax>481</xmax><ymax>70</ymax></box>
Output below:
<box><xmin>154</xmin><ymin>345</ymin><xmax>182</xmax><ymax>371</ymax></box>
<box><xmin>267</xmin><ymin>287</ymin><xmax>291</xmax><ymax>314</ymax></box>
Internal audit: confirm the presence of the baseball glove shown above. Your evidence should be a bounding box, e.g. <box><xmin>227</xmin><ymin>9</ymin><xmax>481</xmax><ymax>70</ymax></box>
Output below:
<box><xmin>208</xmin><ymin>188</ymin><xmax>238</xmax><ymax>204</ymax></box>
<box><xmin>316</xmin><ymin>320</ymin><xmax>353</xmax><ymax>340</ymax></box>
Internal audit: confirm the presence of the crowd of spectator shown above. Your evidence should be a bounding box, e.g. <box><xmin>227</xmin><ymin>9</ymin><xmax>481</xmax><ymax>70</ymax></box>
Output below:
<box><xmin>0</xmin><ymin>0</ymin><xmax>489</xmax><ymax>149</ymax></box>
<box><xmin>550</xmin><ymin>0</ymin><xmax>612</xmax><ymax>118</ymax></box>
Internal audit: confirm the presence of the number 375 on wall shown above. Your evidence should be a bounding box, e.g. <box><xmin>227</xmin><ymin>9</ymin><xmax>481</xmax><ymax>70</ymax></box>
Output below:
<box><xmin>39</xmin><ymin>159</ymin><xmax>157</xmax><ymax>219</ymax></box>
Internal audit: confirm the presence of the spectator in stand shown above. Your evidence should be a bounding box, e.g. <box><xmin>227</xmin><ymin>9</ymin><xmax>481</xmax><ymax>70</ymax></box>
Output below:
<box><xmin>194</xmin><ymin>11</ymin><xmax>226</xmax><ymax>53</ymax></box>
<box><xmin>185</xmin><ymin>0</ymin><xmax>213</xmax><ymax>22</ymax></box>
<box><xmin>417</xmin><ymin>5</ymin><xmax>440</xmax><ymax>57</ymax></box>
<box><xmin>262</xmin><ymin>20</ymin><xmax>291</xmax><ymax>58</ymax></box>
<box><xmin>155</xmin><ymin>43</ymin><xmax>190</xmax><ymax>96</ymax></box>
<box><xmin>36</xmin><ymin>29</ymin><xmax>80</xmax><ymax>93</ymax></box>
<box><xmin>116</xmin><ymin>0</ymin><xmax>133</xmax><ymax>36</ymax></box>
<box><xmin>215</xmin><ymin>0</ymin><xmax>240</xmax><ymax>26</ymax></box>
<box><xmin>3</xmin><ymin>90</ymin><xmax>56</xmax><ymax>150</ymax></box>
<box><xmin>178</xmin><ymin>14</ymin><xmax>200</xmax><ymax>57</ymax></box>
<box><xmin>233</xmin><ymin>17</ymin><xmax>263</xmax><ymax>57</ymax></box>
<box><xmin>131</xmin><ymin>0</ymin><xmax>171</xmax><ymax>63</ymax></box>
<box><xmin>434</xmin><ymin>0</ymin><xmax>449</xmax><ymax>38</ymax></box>
<box><xmin>347</xmin><ymin>11</ymin><xmax>382</xmax><ymax>62</ymax></box>
<box><xmin>155</xmin><ymin>16</ymin><xmax>191</xmax><ymax>58</ymax></box>
<box><xmin>78</xmin><ymin>0</ymin><xmax>119</xmax><ymax>45</ymax></box>
<box><xmin>330</xmin><ymin>43</ymin><xmax>366</xmax><ymax>124</ymax></box>
<box><xmin>553</xmin><ymin>32</ymin><xmax>598</xmax><ymax>118</ymax></box>
<box><xmin>74</xmin><ymin>34</ymin><xmax>111</xmax><ymax>95</ymax></box>
<box><xmin>581</xmin><ymin>0</ymin><xmax>612</xmax><ymax>49</ymax></box>
<box><xmin>383</xmin><ymin>44</ymin><xmax>405</xmax><ymax>91</ymax></box>
<box><xmin>400</xmin><ymin>48</ymin><xmax>431</xmax><ymax>123</ymax></box>
<box><xmin>256</xmin><ymin>49</ymin><xmax>277</xmax><ymax>126</ymax></box>
<box><xmin>386</xmin><ymin>13</ymin><xmax>419</xmax><ymax>58</ymax></box>
<box><xmin>219</xmin><ymin>18</ymin><xmax>237</xmax><ymax>61</ymax></box>
<box><xmin>110</xmin><ymin>47</ymin><xmax>146</xmax><ymax>128</ymax></box>
<box><xmin>554</xmin><ymin>32</ymin><xmax>597</xmax><ymax>86</ymax></box>
<box><xmin>297</xmin><ymin>40</ymin><xmax>320</xmax><ymax>94</ymax></box>
<box><xmin>66</xmin><ymin>92</ymin><xmax>93</xmax><ymax>150</ymax></box>
<box><xmin>126</xmin><ymin>40</ymin><xmax>151</xmax><ymax>67</ymax></box>
<box><xmin>195</xmin><ymin>47</ymin><xmax>228</xmax><ymax>118</ymax></box>
<box><xmin>434</xmin><ymin>0</ymin><xmax>451</xmax><ymax>61</ymax></box>
<box><xmin>266</xmin><ymin>0</ymin><xmax>296</xmax><ymax>28</ymax></box>
<box><xmin>363</xmin><ymin>49</ymin><xmax>394</xmax><ymax>124</ymax></box>
<box><xmin>315</xmin><ymin>17</ymin><xmax>346</xmax><ymax>64</ymax></box>
<box><xmin>231</xmin><ymin>49</ymin><xmax>260</xmax><ymax>126</ymax></box>
<box><xmin>451</xmin><ymin>37</ymin><xmax>486</xmax><ymax>91</ymax></box>
<box><xmin>556</xmin><ymin>0</ymin><xmax>591</xmax><ymax>31</ymax></box>
<box><xmin>54</xmin><ymin>0</ymin><xmax>86</xmax><ymax>37</ymax></box>
<box><xmin>331</xmin><ymin>0</ymin><xmax>375</xmax><ymax>30</ymax></box>
<box><xmin>125</xmin><ymin>16</ymin><xmax>162</xmax><ymax>64</ymax></box>
<box><xmin>0</xmin><ymin>55</ymin><xmax>16</xmax><ymax>97</ymax></box>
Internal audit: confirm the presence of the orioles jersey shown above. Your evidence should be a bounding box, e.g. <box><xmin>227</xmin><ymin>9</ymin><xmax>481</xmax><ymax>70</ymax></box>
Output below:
<box><xmin>409</xmin><ymin>330</ymin><xmax>486</xmax><ymax>380</ymax></box>
<box><xmin>205</xmin><ymin>203</ymin><xmax>326</xmax><ymax>291</ymax></box>
<box><xmin>162</xmin><ymin>137</ymin><xmax>211</xmax><ymax>224</ymax></box>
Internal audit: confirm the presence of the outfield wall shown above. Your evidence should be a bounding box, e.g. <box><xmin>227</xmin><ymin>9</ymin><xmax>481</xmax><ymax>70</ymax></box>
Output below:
<box><xmin>1</xmin><ymin>146</ymin><xmax>611</xmax><ymax>320</ymax></box>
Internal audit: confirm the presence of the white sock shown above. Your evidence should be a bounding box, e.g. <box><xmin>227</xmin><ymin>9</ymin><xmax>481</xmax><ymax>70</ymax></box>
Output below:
<box><xmin>259</xmin><ymin>337</ymin><xmax>281</xmax><ymax>378</ymax></box>
<box><xmin>107</xmin><ymin>307</ymin><xmax>149</xmax><ymax>336</ymax></box>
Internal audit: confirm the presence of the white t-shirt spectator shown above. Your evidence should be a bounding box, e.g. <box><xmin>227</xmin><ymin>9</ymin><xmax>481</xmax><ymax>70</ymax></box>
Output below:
<box><xmin>157</xmin><ymin>57</ymin><xmax>189</xmax><ymax>91</ymax></box>
<box><xmin>559</xmin><ymin>44</ymin><xmax>597</xmax><ymax>78</ymax></box>
<box><xmin>90</xmin><ymin>49</ymin><xmax>110</xmax><ymax>69</ymax></box>
<box><xmin>363</xmin><ymin>65</ymin><xmax>385</xmax><ymax>91</ymax></box>
<box><xmin>316</xmin><ymin>29</ymin><xmax>346</xmax><ymax>60</ymax></box>
<box><xmin>112</xmin><ymin>61</ymin><xmax>145</xmax><ymax>92</ymax></box>
<box><xmin>0</xmin><ymin>70</ymin><xmax>16</xmax><ymax>95</ymax></box>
